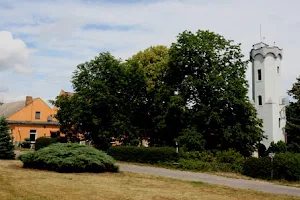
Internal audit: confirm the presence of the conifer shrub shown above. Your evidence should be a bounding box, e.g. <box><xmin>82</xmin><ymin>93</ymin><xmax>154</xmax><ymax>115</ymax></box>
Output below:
<box><xmin>19</xmin><ymin>143</ymin><xmax>119</xmax><ymax>173</ymax></box>
<box><xmin>0</xmin><ymin>117</ymin><xmax>15</xmax><ymax>159</ymax></box>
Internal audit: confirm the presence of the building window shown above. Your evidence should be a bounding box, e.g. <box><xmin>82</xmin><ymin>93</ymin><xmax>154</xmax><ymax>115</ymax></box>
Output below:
<box><xmin>258</xmin><ymin>95</ymin><xmax>262</xmax><ymax>105</ymax></box>
<box><xmin>35</xmin><ymin>111</ymin><xmax>41</xmax><ymax>119</ymax></box>
<box><xmin>279</xmin><ymin>118</ymin><xmax>281</xmax><ymax>128</ymax></box>
<box><xmin>29</xmin><ymin>130</ymin><xmax>37</xmax><ymax>141</ymax></box>
<box><xmin>258</xmin><ymin>69</ymin><xmax>262</xmax><ymax>80</ymax></box>
<box><xmin>277</xmin><ymin>66</ymin><xmax>280</xmax><ymax>73</ymax></box>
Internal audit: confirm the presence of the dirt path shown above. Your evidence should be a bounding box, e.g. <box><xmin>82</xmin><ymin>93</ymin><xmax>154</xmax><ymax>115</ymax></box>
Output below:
<box><xmin>118</xmin><ymin>163</ymin><xmax>300</xmax><ymax>197</ymax></box>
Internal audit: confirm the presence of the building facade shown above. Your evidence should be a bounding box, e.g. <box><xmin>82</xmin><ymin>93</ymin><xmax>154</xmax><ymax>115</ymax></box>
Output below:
<box><xmin>250</xmin><ymin>42</ymin><xmax>288</xmax><ymax>148</ymax></box>
<box><xmin>0</xmin><ymin>96</ymin><xmax>60</xmax><ymax>145</ymax></box>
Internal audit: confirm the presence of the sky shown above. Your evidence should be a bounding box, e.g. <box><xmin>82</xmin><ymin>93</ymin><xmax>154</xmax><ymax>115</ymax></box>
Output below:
<box><xmin>0</xmin><ymin>0</ymin><xmax>299</xmax><ymax>104</ymax></box>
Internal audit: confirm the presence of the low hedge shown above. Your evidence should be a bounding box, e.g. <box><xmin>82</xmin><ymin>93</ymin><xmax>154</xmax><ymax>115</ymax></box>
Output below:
<box><xmin>34</xmin><ymin>137</ymin><xmax>57</xmax><ymax>151</ymax></box>
<box><xmin>243</xmin><ymin>152</ymin><xmax>300</xmax><ymax>181</ymax></box>
<box><xmin>172</xmin><ymin>159</ymin><xmax>235</xmax><ymax>172</ymax></box>
<box><xmin>19</xmin><ymin>143</ymin><xmax>119</xmax><ymax>173</ymax></box>
<box><xmin>106</xmin><ymin>146</ymin><xmax>178</xmax><ymax>164</ymax></box>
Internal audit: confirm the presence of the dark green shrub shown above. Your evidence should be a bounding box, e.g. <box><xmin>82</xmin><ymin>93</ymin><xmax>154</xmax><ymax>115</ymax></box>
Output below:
<box><xmin>215</xmin><ymin>149</ymin><xmax>244</xmax><ymax>173</ymax></box>
<box><xmin>243</xmin><ymin>153</ymin><xmax>300</xmax><ymax>181</ymax></box>
<box><xmin>106</xmin><ymin>146</ymin><xmax>178</xmax><ymax>164</ymax></box>
<box><xmin>176</xmin><ymin>127</ymin><xmax>205</xmax><ymax>152</ymax></box>
<box><xmin>242</xmin><ymin>157</ymin><xmax>272</xmax><ymax>179</ymax></box>
<box><xmin>175</xmin><ymin>159</ymin><xmax>233</xmax><ymax>172</ymax></box>
<box><xmin>266</xmin><ymin>141</ymin><xmax>287</xmax><ymax>154</ymax></box>
<box><xmin>19</xmin><ymin>143</ymin><xmax>119</xmax><ymax>173</ymax></box>
<box><xmin>273</xmin><ymin>153</ymin><xmax>300</xmax><ymax>181</ymax></box>
<box><xmin>34</xmin><ymin>137</ymin><xmax>57</xmax><ymax>151</ymax></box>
<box><xmin>179</xmin><ymin>150</ymin><xmax>214</xmax><ymax>162</ymax></box>
<box><xmin>21</xmin><ymin>138</ymin><xmax>31</xmax><ymax>149</ymax></box>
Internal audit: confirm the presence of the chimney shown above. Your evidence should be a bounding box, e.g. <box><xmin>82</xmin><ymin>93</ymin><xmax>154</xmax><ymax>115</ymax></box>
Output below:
<box><xmin>25</xmin><ymin>96</ymin><xmax>33</xmax><ymax>106</ymax></box>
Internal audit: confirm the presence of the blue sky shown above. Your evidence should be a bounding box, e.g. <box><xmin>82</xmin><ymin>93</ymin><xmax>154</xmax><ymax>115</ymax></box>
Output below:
<box><xmin>0</xmin><ymin>0</ymin><xmax>299</xmax><ymax>103</ymax></box>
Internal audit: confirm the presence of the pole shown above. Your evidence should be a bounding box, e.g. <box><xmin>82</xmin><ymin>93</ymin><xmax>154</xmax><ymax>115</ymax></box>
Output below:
<box><xmin>271</xmin><ymin>157</ymin><xmax>274</xmax><ymax>179</ymax></box>
<box><xmin>260</xmin><ymin>24</ymin><xmax>262</xmax><ymax>42</ymax></box>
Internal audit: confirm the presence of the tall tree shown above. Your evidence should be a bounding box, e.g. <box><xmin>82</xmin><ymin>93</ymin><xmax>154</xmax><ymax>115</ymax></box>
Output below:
<box><xmin>0</xmin><ymin>117</ymin><xmax>15</xmax><ymax>159</ymax></box>
<box><xmin>69</xmin><ymin>52</ymin><xmax>147</xmax><ymax>149</ymax></box>
<box><xmin>127</xmin><ymin>45</ymin><xmax>171</xmax><ymax>145</ymax></box>
<box><xmin>285</xmin><ymin>76</ymin><xmax>300</xmax><ymax>152</ymax></box>
<box><xmin>166</xmin><ymin>30</ymin><xmax>264</xmax><ymax>156</ymax></box>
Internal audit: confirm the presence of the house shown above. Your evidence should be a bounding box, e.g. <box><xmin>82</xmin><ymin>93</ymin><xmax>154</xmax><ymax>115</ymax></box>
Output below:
<box><xmin>0</xmin><ymin>96</ymin><xmax>60</xmax><ymax>146</ymax></box>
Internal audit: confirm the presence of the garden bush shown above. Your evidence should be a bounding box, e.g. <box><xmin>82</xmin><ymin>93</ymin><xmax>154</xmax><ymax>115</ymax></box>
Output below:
<box><xmin>242</xmin><ymin>156</ymin><xmax>271</xmax><ymax>179</ymax></box>
<box><xmin>19</xmin><ymin>143</ymin><xmax>119</xmax><ymax>173</ymax></box>
<box><xmin>174</xmin><ymin>159</ymin><xmax>234</xmax><ymax>172</ymax></box>
<box><xmin>215</xmin><ymin>149</ymin><xmax>244</xmax><ymax>173</ymax></box>
<box><xmin>273</xmin><ymin>153</ymin><xmax>300</xmax><ymax>181</ymax></box>
<box><xmin>34</xmin><ymin>137</ymin><xmax>57</xmax><ymax>151</ymax></box>
<box><xmin>21</xmin><ymin>138</ymin><xmax>31</xmax><ymax>148</ymax></box>
<box><xmin>179</xmin><ymin>150</ymin><xmax>214</xmax><ymax>162</ymax></box>
<box><xmin>243</xmin><ymin>153</ymin><xmax>300</xmax><ymax>181</ymax></box>
<box><xmin>106</xmin><ymin>146</ymin><xmax>178</xmax><ymax>164</ymax></box>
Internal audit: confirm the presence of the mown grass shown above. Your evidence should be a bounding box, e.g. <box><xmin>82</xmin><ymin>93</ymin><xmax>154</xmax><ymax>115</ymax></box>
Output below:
<box><xmin>0</xmin><ymin>160</ymin><xmax>299</xmax><ymax>200</ymax></box>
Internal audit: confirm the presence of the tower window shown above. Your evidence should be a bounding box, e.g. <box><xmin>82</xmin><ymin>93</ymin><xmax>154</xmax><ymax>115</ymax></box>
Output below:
<box><xmin>279</xmin><ymin>118</ymin><xmax>281</xmax><ymax>128</ymax></box>
<box><xmin>277</xmin><ymin>66</ymin><xmax>280</xmax><ymax>73</ymax></box>
<box><xmin>258</xmin><ymin>69</ymin><xmax>262</xmax><ymax>80</ymax></box>
<box><xmin>258</xmin><ymin>95</ymin><xmax>262</xmax><ymax>105</ymax></box>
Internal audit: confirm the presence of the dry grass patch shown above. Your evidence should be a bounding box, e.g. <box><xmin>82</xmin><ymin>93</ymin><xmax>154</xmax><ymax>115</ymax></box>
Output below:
<box><xmin>0</xmin><ymin>160</ymin><xmax>299</xmax><ymax>200</ymax></box>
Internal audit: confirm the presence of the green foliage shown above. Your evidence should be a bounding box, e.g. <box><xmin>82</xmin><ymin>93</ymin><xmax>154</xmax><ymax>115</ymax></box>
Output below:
<box><xmin>34</xmin><ymin>137</ymin><xmax>57</xmax><ymax>151</ymax></box>
<box><xmin>52</xmin><ymin>30</ymin><xmax>264</xmax><ymax>156</ymax></box>
<box><xmin>272</xmin><ymin>153</ymin><xmax>300</xmax><ymax>181</ymax></box>
<box><xmin>242</xmin><ymin>157</ymin><xmax>271</xmax><ymax>179</ymax></box>
<box><xmin>266</xmin><ymin>141</ymin><xmax>287</xmax><ymax>154</ymax></box>
<box><xmin>243</xmin><ymin>153</ymin><xmax>300</xmax><ymax>181</ymax></box>
<box><xmin>19</xmin><ymin>143</ymin><xmax>119</xmax><ymax>173</ymax></box>
<box><xmin>21</xmin><ymin>138</ymin><xmax>31</xmax><ymax>149</ymax></box>
<box><xmin>176</xmin><ymin>127</ymin><xmax>205</xmax><ymax>152</ymax></box>
<box><xmin>106</xmin><ymin>146</ymin><xmax>178</xmax><ymax>164</ymax></box>
<box><xmin>166</xmin><ymin>30</ymin><xmax>264</xmax><ymax>156</ymax></box>
<box><xmin>179</xmin><ymin>150</ymin><xmax>214</xmax><ymax>162</ymax></box>
<box><xmin>0</xmin><ymin>117</ymin><xmax>15</xmax><ymax>159</ymax></box>
<box><xmin>215</xmin><ymin>149</ymin><xmax>244</xmax><ymax>173</ymax></box>
<box><xmin>173</xmin><ymin>159</ymin><xmax>234</xmax><ymax>173</ymax></box>
<box><xmin>286</xmin><ymin>76</ymin><xmax>300</xmax><ymax>153</ymax></box>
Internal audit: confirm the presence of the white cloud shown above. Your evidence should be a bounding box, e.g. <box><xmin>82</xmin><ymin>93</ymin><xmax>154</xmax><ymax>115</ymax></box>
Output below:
<box><xmin>0</xmin><ymin>31</ymin><xmax>31</xmax><ymax>72</ymax></box>
<box><xmin>0</xmin><ymin>0</ymin><xmax>299</xmax><ymax>102</ymax></box>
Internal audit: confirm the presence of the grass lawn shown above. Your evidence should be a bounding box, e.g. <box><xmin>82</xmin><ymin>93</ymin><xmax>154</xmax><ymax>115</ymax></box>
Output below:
<box><xmin>0</xmin><ymin>160</ymin><xmax>299</xmax><ymax>200</ymax></box>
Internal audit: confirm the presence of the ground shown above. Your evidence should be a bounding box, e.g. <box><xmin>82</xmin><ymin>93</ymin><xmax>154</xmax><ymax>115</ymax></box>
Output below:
<box><xmin>0</xmin><ymin>160</ymin><xmax>299</xmax><ymax>200</ymax></box>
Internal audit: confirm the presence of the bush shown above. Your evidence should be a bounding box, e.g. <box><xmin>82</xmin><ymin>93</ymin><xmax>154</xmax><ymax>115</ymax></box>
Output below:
<box><xmin>242</xmin><ymin>157</ymin><xmax>271</xmax><ymax>179</ymax></box>
<box><xmin>19</xmin><ymin>143</ymin><xmax>119</xmax><ymax>173</ymax></box>
<box><xmin>243</xmin><ymin>153</ymin><xmax>300</xmax><ymax>181</ymax></box>
<box><xmin>273</xmin><ymin>153</ymin><xmax>300</xmax><ymax>181</ymax></box>
<box><xmin>106</xmin><ymin>146</ymin><xmax>178</xmax><ymax>164</ymax></box>
<box><xmin>21</xmin><ymin>138</ymin><xmax>31</xmax><ymax>149</ymax></box>
<box><xmin>35</xmin><ymin>137</ymin><xmax>58</xmax><ymax>151</ymax></box>
<box><xmin>179</xmin><ymin>150</ymin><xmax>214</xmax><ymax>162</ymax></box>
<box><xmin>173</xmin><ymin>159</ymin><xmax>233</xmax><ymax>172</ymax></box>
<box><xmin>215</xmin><ymin>149</ymin><xmax>244</xmax><ymax>173</ymax></box>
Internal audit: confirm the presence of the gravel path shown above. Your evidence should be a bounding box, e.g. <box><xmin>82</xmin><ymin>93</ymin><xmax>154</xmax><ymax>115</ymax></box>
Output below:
<box><xmin>118</xmin><ymin>163</ymin><xmax>300</xmax><ymax>197</ymax></box>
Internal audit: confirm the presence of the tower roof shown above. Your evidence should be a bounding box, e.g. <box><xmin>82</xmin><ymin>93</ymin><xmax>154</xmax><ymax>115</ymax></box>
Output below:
<box><xmin>250</xmin><ymin>42</ymin><xmax>282</xmax><ymax>61</ymax></box>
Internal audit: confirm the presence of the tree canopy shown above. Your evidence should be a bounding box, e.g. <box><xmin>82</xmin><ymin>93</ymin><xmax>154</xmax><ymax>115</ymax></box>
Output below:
<box><xmin>52</xmin><ymin>29</ymin><xmax>264</xmax><ymax>155</ymax></box>
<box><xmin>285</xmin><ymin>77</ymin><xmax>300</xmax><ymax>152</ymax></box>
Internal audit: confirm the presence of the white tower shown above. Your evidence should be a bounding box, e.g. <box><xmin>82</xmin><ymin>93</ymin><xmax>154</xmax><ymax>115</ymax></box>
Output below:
<box><xmin>250</xmin><ymin>42</ymin><xmax>288</xmax><ymax>148</ymax></box>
